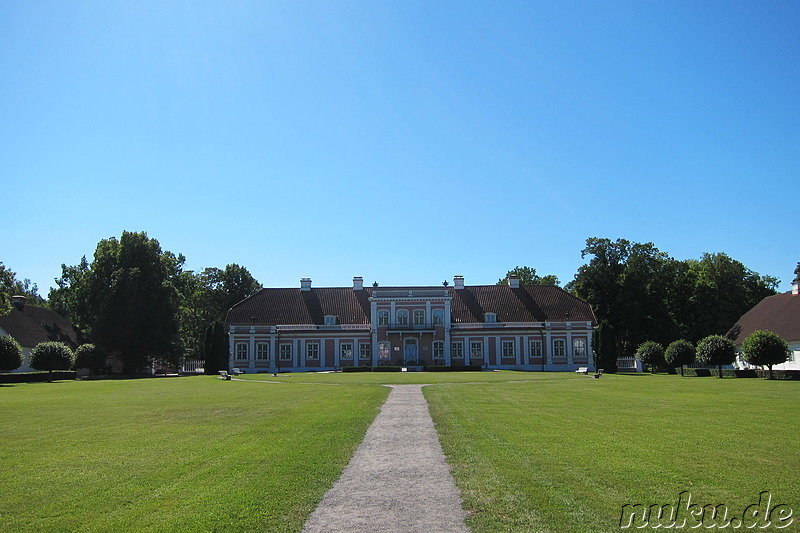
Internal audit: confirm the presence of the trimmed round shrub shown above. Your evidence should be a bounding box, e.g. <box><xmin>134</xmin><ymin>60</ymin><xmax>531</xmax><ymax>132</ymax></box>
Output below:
<box><xmin>29</xmin><ymin>341</ymin><xmax>75</xmax><ymax>372</ymax></box>
<box><xmin>696</xmin><ymin>335</ymin><xmax>737</xmax><ymax>378</ymax></box>
<box><xmin>665</xmin><ymin>339</ymin><xmax>696</xmax><ymax>375</ymax></box>
<box><xmin>0</xmin><ymin>335</ymin><xmax>23</xmax><ymax>372</ymax></box>
<box><xmin>74</xmin><ymin>344</ymin><xmax>107</xmax><ymax>373</ymax></box>
<box><xmin>635</xmin><ymin>341</ymin><xmax>665</xmax><ymax>372</ymax></box>
<box><xmin>742</xmin><ymin>330</ymin><xmax>789</xmax><ymax>379</ymax></box>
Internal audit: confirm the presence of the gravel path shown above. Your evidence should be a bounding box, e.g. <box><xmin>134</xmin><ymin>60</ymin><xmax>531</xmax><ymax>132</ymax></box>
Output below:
<box><xmin>301</xmin><ymin>384</ymin><xmax>470</xmax><ymax>533</ymax></box>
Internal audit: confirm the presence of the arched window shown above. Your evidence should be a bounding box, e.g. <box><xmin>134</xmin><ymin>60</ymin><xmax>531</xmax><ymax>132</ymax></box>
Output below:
<box><xmin>236</xmin><ymin>343</ymin><xmax>248</xmax><ymax>360</ymax></box>
<box><xmin>432</xmin><ymin>309</ymin><xmax>444</xmax><ymax>325</ymax></box>
<box><xmin>553</xmin><ymin>340</ymin><xmax>565</xmax><ymax>357</ymax></box>
<box><xmin>413</xmin><ymin>309</ymin><xmax>425</xmax><ymax>325</ymax></box>
<box><xmin>573</xmin><ymin>338</ymin><xmax>587</xmax><ymax>357</ymax></box>
<box><xmin>396</xmin><ymin>309</ymin><xmax>409</xmax><ymax>325</ymax></box>
<box><xmin>378</xmin><ymin>310</ymin><xmax>389</xmax><ymax>326</ymax></box>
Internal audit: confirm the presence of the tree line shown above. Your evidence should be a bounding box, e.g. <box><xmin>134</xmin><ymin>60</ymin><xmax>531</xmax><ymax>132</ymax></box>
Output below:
<box><xmin>501</xmin><ymin>238</ymin><xmax>787</xmax><ymax>372</ymax></box>
<box><xmin>6</xmin><ymin>231</ymin><xmax>261</xmax><ymax>374</ymax></box>
<box><xmin>1</xmin><ymin>233</ymin><xmax>791</xmax><ymax>375</ymax></box>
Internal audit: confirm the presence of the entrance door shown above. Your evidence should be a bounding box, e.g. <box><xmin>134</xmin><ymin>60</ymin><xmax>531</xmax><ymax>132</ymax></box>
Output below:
<box><xmin>404</xmin><ymin>338</ymin><xmax>418</xmax><ymax>362</ymax></box>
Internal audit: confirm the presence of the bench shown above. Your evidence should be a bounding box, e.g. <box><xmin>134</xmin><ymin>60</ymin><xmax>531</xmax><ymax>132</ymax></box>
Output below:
<box><xmin>593</xmin><ymin>368</ymin><xmax>604</xmax><ymax>379</ymax></box>
<box><xmin>232</xmin><ymin>368</ymin><xmax>244</xmax><ymax>376</ymax></box>
<box><xmin>218</xmin><ymin>370</ymin><xmax>231</xmax><ymax>380</ymax></box>
<box><xmin>575</xmin><ymin>367</ymin><xmax>589</xmax><ymax>374</ymax></box>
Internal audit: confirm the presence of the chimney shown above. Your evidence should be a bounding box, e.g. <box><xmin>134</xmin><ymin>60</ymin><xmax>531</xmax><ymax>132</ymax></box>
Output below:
<box><xmin>508</xmin><ymin>274</ymin><xmax>520</xmax><ymax>289</ymax></box>
<box><xmin>11</xmin><ymin>295</ymin><xmax>26</xmax><ymax>310</ymax></box>
<box><xmin>793</xmin><ymin>281</ymin><xmax>799</xmax><ymax>296</ymax></box>
<box><xmin>453</xmin><ymin>275</ymin><xmax>465</xmax><ymax>290</ymax></box>
<box><xmin>353</xmin><ymin>276</ymin><xmax>364</xmax><ymax>291</ymax></box>
<box><xmin>300</xmin><ymin>277</ymin><xmax>312</xmax><ymax>291</ymax></box>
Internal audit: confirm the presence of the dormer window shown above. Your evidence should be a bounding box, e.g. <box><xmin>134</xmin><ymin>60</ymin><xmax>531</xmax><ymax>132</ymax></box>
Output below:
<box><xmin>485</xmin><ymin>312</ymin><xmax>497</xmax><ymax>323</ymax></box>
<box><xmin>324</xmin><ymin>315</ymin><xmax>337</xmax><ymax>326</ymax></box>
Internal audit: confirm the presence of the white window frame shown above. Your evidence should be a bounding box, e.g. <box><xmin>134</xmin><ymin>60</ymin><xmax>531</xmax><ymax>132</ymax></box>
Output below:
<box><xmin>236</xmin><ymin>342</ymin><xmax>248</xmax><ymax>360</ymax></box>
<box><xmin>378</xmin><ymin>310</ymin><xmax>389</xmax><ymax>326</ymax></box>
<box><xmin>485</xmin><ymin>312</ymin><xmax>497</xmax><ymax>323</ymax></box>
<box><xmin>553</xmin><ymin>339</ymin><xmax>565</xmax><ymax>358</ymax></box>
<box><xmin>324</xmin><ymin>315</ymin><xmax>337</xmax><ymax>326</ymax></box>
<box><xmin>256</xmin><ymin>343</ymin><xmax>270</xmax><ymax>360</ymax></box>
<box><xmin>359</xmin><ymin>343</ymin><xmax>371</xmax><ymax>360</ymax></box>
<box><xmin>573</xmin><ymin>338</ymin><xmax>587</xmax><ymax>357</ymax></box>
<box><xmin>413</xmin><ymin>309</ymin><xmax>426</xmax><ymax>325</ymax></box>
<box><xmin>433</xmin><ymin>309</ymin><xmax>444</xmax><ymax>325</ymax></box>
<box><xmin>306</xmin><ymin>342</ymin><xmax>319</xmax><ymax>360</ymax></box>
<box><xmin>530</xmin><ymin>340</ymin><xmax>542</xmax><ymax>358</ymax></box>
<box><xmin>433</xmin><ymin>341</ymin><xmax>444</xmax><ymax>358</ymax></box>
<box><xmin>451</xmin><ymin>341</ymin><xmax>464</xmax><ymax>358</ymax></box>
<box><xmin>470</xmin><ymin>341</ymin><xmax>483</xmax><ymax>358</ymax></box>
<box><xmin>279</xmin><ymin>344</ymin><xmax>292</xmax><ymax>361</ymax></box>
<box><xmin>396</xmin><ymin>309</ymin><xmax>409</xmax><ymax>325</ymax></box>
<box><xmin>340</xmin><ymin>343</ymin><xmax>353</xmax><ymax>360</ymax></box>
<box><xmin>502</xmin><ymin>340</ymin><xmax>515</xmax><ymax>358</ymax></box>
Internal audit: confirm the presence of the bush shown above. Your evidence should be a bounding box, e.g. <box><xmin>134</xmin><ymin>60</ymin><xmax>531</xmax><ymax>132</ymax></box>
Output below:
<box><xmin>742</xmin><ymin>330</ymin><xmax>790</xmax><ymax>379</ymax></box>
<box><xmin>696</xmin><ymin>335</ymin><xmax>737</xmax><ymax>378</ymax></box>
<box><xmin>74</xmin><ymin>344</ymin><xmax>107</xmax><ymax>373</ymax></box>
<box><xmin>665</xmin><ymin>340</ymin><xmax>696</xmax><ymax>376</ymax></box>
<box><xmin>635</xmin><ymin>341</ymin><xmax>665</xmax><ymax>372</ymax></box>
<box><xmin>29</xmin><ymin>342</ymin><xmax>75</xmax><ymax>373</ymax></box>
<box><xmin>0</xmin><ymin>335</ymin><xmax>23</xmax><ymax>372</ymax></box>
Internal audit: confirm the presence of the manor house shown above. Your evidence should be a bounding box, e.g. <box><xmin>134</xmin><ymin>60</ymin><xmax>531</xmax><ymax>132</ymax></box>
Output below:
<box><xmin>225</xmin><ymin>275</ymin><xmax>597</xmax><ymax>372</ymax></box>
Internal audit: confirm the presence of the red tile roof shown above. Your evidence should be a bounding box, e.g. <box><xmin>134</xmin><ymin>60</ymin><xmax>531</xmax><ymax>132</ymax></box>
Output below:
<box><xmin>226</xmin><ymin>284</ymin><xmax>596</xmax><ymax>326</ymax></box>
<box><xmin>727</xmin><ymin>291</ymin><xmax>800</xmax><ymax>344</ymax></box>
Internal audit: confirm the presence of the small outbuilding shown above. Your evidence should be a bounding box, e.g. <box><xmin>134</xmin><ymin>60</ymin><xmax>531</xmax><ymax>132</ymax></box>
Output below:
<box><xmin>726</xmin><ymin>281</ymin><xmax>800</xmax><ymax>371</ymax></box>
<box><xmin>0</xmin><ymin>296</ymin><xmax>86</xmax><ymax>372</ymax></box>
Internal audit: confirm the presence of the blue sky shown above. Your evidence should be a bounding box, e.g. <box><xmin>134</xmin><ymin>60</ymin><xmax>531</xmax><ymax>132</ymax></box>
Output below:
<box><xmin>2</xmin><ymin>1</ymin><xmax>798</xmax><ymax>294</ymax></box>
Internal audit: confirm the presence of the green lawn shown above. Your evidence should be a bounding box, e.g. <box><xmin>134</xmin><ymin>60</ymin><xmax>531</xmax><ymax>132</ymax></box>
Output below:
<box><xmin>425</xmin><ymin>373</ymin><xmax>800</xmax><ymax>532</ymax></box>
<box><xmin>0</xmin><ymin>376</ymin><xmax>388</xmax><ymax>532</ymax></box>
<box><xmin>1</xmin><ymin>372</ymin><xmax>798</xmax><ymax>532</ymax></box>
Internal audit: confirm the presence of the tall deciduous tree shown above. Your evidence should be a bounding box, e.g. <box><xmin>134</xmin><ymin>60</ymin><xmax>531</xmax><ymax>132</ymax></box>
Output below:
<box><xmin>49</xmin><ymin>257</ymin><xmax>92</xmax><ymax>331</ymax></box>
<box><xmin>178</xmin><ymin>264</ymin><xmax>260</xmax><ymax>361</ymax></box>
<box><xmin>741</xmin><ymin>330</ymin><xmax>789</xmax><ymax>379</ymax></box>
<box><xmin>87</xmin><ymin>231</ymin><xmax>183</xmax><ymax>373</ymax></box>
<box><xmin>569</xmin><ymin>238</ymin><xmax>778</xmax><ymax>356</ymax></box>
<box><xmin>593</xmin><ymin>320</ymin><xmax>617</xmax><ymax>373</ymax></box>
<box><xmin>696</xmin><ymin>335</ymin><xmax>737</xmax><ymax>378</ymax></box>
<box><xmin>497</xmin><ymin>266</ymin><xmax>559</xmax><ymax>286</ymax></box>
<box><xmin>682</xmin><ymin>253</ymin><xmax>778</xmax><ymax>342</ymax></box>
<box><xmin>203</xmin><ymin>321</ymin><xmax>229</xmax><ymax>374</ymax></box>
<box><xmin>568</xmin><ymin>238</ymin><xmax>676</xmax><ymax>356</ymax></box>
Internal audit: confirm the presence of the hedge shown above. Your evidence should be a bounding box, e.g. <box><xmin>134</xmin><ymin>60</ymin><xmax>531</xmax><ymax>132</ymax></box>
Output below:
<box><xmin>341</xmin><ymin>365</ymin><xmax>484</xmax><ymax>373</ymax></box>
<box><xmin>0</xmin><ymin>371</ymin><xmax>77</xmax><ymax>383</ymax></box>
<box><xmin>424</xmin><ymin>364</ymin><xmax>483</xmax><ymax>372</ymax></box>
<box><xmin>679</xmin><ymin>368</ymin><xmax>800</xmax><ymax>380</ymax></box>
